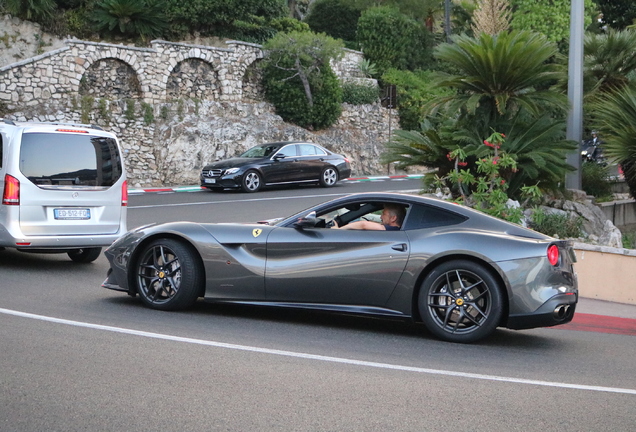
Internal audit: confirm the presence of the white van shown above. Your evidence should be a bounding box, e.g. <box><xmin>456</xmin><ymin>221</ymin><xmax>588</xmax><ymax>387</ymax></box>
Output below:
<box><xmin>0</xmin><ymin>120</ymin><xmax>127</xmax><ymax>262</ymax></box>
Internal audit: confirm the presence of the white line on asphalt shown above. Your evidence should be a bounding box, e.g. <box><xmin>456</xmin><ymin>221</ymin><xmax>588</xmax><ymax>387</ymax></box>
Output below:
<box><xmin>128</xmin><ymin>190</ymin><xmax>423</xmax><ymax>209</ymax></box>
<box><xmin>1</xmin><ymin>307</ymin><xmax>635</xmax><ymax>396</ymax></box>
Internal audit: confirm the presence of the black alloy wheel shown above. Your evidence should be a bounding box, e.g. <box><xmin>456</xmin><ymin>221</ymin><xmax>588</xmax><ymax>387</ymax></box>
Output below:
<box><xmin>241</xmin><ymin>170</ymin><xmax>262</xmax><ymax>192</ymax></box>
<box><xmin>319</xmin><ymin>166</ymin><xmax>338</xmax><ymax>187</ymax></box>
<box><xmin>67</xmin><ymin>247</ymin><xmax>102</xmax><ymax>263</ymax></box>
<box><xmin>418</xmin><ymin>260</ymin><xmax>503</xmax><ymax>343</ymax></box>
<box><xmin>135</xmin><ymin>238</ymin><xmax>203</xmax><ymax>311</ymax></box>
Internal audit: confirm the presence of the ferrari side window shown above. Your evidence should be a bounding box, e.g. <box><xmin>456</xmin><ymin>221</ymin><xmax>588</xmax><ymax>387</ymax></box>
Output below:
<box><xmin>403</xmin><ymin>204</ymin><xmax>467</xmax><ymax>230</ymax></box>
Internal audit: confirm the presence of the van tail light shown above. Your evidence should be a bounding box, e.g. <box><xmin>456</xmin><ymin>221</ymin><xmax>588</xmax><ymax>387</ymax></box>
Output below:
<box><xmin>2</xmin><ymin>174</ymin><xmax>20</xmax><ymax>205</ymax></box>
<box><xmin>547</xmin><ymin>244</ymin><xmax>559</xmax><ymax>266</ymax></box>
<box><xmin>121</xmin><ymin>180</ymin><xmax>128</xmax><ymax>206</ymax></box>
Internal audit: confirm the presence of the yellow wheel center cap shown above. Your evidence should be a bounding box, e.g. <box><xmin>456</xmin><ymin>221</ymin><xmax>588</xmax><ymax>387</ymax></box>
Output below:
<box><xmin>455</xmin><ymin>298</ymin><xmax>465</xmax><ymax>306</ymax></box>
<box><xmin>158</xmin><ymin>271</ymin><xmax>165</xmax><ymax>279</ymax></box>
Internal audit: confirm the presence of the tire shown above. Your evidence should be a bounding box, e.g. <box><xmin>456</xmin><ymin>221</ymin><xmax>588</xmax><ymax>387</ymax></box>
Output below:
<box><xmin>67</xmin><ymin>247</ymin><xmax>102</xmax><ymax>263</ymax></box>
<box><xmin>135</xmin><ymin>238</ymin><xmax>203</xmax><ymax>311</ymax></box>
<box><xmin>241</xmin><ymin>170</ymin><xmax>262</xmax><ymax>193</ymax></box>
<box><xmin>319</xmin><ymin>166</ymin><xmax>338</xmax><ymax>187</ymax></box>
<box><xmin>418</xmin><ymin>260</ymin><xmax>503</xmax><ymax>343</ymax></box>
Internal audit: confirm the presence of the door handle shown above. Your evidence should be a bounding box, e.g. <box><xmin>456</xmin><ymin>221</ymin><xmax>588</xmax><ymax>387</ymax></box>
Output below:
<box><xmin>391</xmin><ymin>243</ymin><xmax>407</xmax><ymax>252</ymax></box>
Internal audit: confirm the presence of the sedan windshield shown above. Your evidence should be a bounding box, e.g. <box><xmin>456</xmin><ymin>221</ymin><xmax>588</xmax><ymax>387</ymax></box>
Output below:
<box><xmin>240</xmin><ymin>144</ymin><xmax>280</xmax><ymax>158</ymax></box>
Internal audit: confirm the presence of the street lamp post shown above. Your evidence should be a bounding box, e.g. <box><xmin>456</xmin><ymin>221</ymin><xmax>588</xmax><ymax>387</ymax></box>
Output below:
<box><xmin>565</xmin><ymin>0</ymin><xmax>585</xmax><ymax>190</ymax></box>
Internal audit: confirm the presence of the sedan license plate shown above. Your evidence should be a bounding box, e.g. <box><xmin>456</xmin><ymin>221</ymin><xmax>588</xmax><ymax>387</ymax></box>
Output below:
<box><xmin>204</xmin><ymin>178</ymin><xmax>216</xmax><ymax>184</ymax></box>
<box><xmin>54</xmin><ymin>208</ymin><xmax>91</xmax><ymax>220</ymax></box>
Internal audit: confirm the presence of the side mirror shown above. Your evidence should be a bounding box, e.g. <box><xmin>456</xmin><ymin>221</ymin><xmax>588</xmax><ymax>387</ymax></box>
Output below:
<box><xmin>294</xmin><ymin>211</ymin><xmax>317</xmax><ymax>229</ymax></box>
<box><xmin>273</xmin><ymin>154</ymin><xmax>286</xmax><ymax>160</ymax></box>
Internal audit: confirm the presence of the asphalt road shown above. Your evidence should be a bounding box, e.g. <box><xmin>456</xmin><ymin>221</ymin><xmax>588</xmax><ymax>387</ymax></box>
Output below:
<box><xmin>1</xmin><ymin>179</ymin><xmax>635</xmax><ymax>431</ymax></box>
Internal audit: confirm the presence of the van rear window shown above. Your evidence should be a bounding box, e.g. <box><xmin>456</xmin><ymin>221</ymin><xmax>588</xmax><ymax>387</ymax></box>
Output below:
<box><xmin>19</xmin><ymin>132</ymin><xmax>123</xmax><ymax>187</ymax></box>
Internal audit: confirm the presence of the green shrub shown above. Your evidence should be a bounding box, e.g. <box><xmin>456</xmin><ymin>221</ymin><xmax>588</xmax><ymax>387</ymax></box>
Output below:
<box><xmin>141</xmin><ymin>102</ymin><xmax>154</xmax><ymax>125</ymax></box>
<box><xmin>582</xmin><ymin>161</ymin><xmax>614</xmax><ymax>200</ymax></box>
<box><xmin>305</xmin><ymin>0</ymin><xmax>361</xmax><ymax>45</ymax></box>
<box><xmin>262</xmin><ymin>31</ymin><xmax>344</xmax><ymax>130</ymax></box>
<box><xmin>342</xmin><ymin>82</ymin><xmax>378</xmax><ymax>105</ymax></box>
<box><xmin>530</xmin><ymin>207</ymin><xmax>583</xmax><ymax>239</ymax></box>
<box><xmin>124</xmin><ymin>99</ymin><xmax>135</xmax><ymax>120</ymax></box>
<box><xmin>355</xmin><ymin>6</ymin><xmax>432</xmax><ymax>76</ymax></box>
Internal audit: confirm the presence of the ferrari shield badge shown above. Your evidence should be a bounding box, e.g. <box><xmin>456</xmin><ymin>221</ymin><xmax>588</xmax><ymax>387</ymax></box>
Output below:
<box><xmin>252</xmin><ymin>228</ymin><xmax>263</xmax><ymax>238</ymax></box>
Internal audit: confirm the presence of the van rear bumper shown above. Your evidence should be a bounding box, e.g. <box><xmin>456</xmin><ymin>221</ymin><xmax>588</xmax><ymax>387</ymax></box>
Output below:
<box><xmin>0</xmin><ymin>231</ymin><xmax>123</xmax><ymax>249</ymax></box>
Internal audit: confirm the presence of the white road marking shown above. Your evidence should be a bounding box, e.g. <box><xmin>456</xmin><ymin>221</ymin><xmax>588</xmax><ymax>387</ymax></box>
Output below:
<box><xmin>128</xmin><ymin>190</ymin><xmax>423</xmax><ymax>209</ymax></box>
<box><xmin>1</xmin><ymin>307</ymin><xmax>635</xmax><ymax>396</ymax></box>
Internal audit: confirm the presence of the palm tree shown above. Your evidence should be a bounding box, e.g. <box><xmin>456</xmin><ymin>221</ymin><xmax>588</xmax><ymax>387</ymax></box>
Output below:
<box><xmin>584</xmin><ymin>29</ymin><xmax>636</xmax><ymax>96</ymax></box>
<box><xmin>427</xmin><ymin>30</ymin><xmax>568</xmax><ymax>122</ymax></box>
<box><xmin>590</xmin><ymin>86</ymin><xmax>636</xmax><ymax>198</ymax></box>
<box><xmin>93</xmin><ymin>0</ymin><xmax>168</xmax><ymax>41</ymax></box>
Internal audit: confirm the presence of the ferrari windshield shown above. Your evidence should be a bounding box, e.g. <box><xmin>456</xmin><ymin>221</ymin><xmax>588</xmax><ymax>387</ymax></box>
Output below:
<box><xmin>240</xmin><ymin>144</ymin><xmax>281</xmax><ymax>158</ymax></box>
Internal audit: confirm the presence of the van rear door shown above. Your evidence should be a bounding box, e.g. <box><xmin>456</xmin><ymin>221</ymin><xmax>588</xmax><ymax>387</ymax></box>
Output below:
<box><xmin>17</xmin><ymin>130</ymin><xmax>126</xmax><ymax>236</ymax></box>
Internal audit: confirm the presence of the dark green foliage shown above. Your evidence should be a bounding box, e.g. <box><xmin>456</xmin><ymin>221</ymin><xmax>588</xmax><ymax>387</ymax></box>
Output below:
<box><xmin>584</xmin><ymin>30</ymin><xmax>636</xmax><ymax>96</ymax></box>
<box><xmin>164</xmin><ymin>0</ymin><xmax>288</xmax><ymax>42</ymax></box>
<box><xmin>590</xmin><ymin>86</ymin><xmax>636</xmax><ymax>199</ymax></box>
<box><xmin>263</xmin><ymin>61</ymin><xmax>342</xmax><ymax>130</ymax></box>
<box><xmin>355</xmin><ymin>6</ymin><xmax>432</xmax><ymax>76</ymax></box>
<box><xmin>341</xmin><ymin>81</ymin><xmax>378</xmax><ymax>105</ymax></box>
<box><xmin>4</xmin><ymin>0</ymin><xmax>57</xmax><ymax>22</ymax></box>
<box><xmin>596</xmin><ymin>0</ymin><xmax>636</xmax><ymax>30</ymax></box>
<box><xmin>381</xmin><ymin>69</ymin><xmax>454</xmax><ymax>130</ymax></box>
<box><xmin>305</xmin><ymin>0</ymin><xmax>361</xmax><ymax>45</ymax></box>
<box><xmin>581</xmin><ymin>161</ymin><xmax>614</xmax><ymax>199</ymax></box>
<box><xmin>261</xmin><ymin>31</ymin><xmax>344</xmax><ymax>130</ymax></box>
<box><xmin>270</xmin><ymin>17</ymin><xmax>310</xmax><ymax>33</ymax></box>
<box><xmin>530</xmin><ymin>208</ymin><xmax>583</xmax><ymax>239</ymax></box>
<box><xmin>93</xmin><ymin>0</ymin><xmax>169</xmax><ymax>40</ymax></box>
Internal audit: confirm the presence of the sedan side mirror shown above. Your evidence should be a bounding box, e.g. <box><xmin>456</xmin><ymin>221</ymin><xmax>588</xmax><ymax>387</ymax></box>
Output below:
<box><xmin>294</xmin><ymin>211</ymin><xmax>317</xmax><ymax>229</ymax></box>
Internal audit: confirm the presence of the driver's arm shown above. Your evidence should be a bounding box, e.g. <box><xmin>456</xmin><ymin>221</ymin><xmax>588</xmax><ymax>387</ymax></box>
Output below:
<box><xmin>332</xmin><ymin>220</ymin><xmax>385</xmax><ymax>230</ymax></box>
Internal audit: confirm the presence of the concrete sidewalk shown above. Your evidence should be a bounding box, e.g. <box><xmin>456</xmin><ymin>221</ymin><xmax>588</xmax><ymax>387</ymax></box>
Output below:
<box><xmin>576</xmin><ymin>297</ymin><xmax>636</xmax><ymax>319</ymax></box>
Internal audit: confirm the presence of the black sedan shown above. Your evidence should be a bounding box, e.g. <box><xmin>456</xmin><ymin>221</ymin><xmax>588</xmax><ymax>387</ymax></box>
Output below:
<box><xmin>102</xmin><ymin>192</ymin><xmax>578</xmax><ymax>343</ymax></box>
<box><xmin>200</xmin><ymin>141</ymin><xmax>352</xmax><ymax>192</ymax></box>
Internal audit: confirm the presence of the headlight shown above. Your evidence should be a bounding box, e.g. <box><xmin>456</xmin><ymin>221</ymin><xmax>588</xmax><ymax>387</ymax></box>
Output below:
<box><xmin>581</xmin><ymin>150</ymin><xmax>588</xmax><ymax>156</ymax></box>
<box><xmin>224</xmin><ymin>167</ymin><xmax>240</xmax><ymax>175</ymax></box>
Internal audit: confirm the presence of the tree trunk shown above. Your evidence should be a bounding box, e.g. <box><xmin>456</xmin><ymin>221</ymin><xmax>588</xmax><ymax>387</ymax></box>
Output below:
<box><xmin>295</xmin><ymin>57</ymin><xmax>313</xmax><ymax>107</ymax></box>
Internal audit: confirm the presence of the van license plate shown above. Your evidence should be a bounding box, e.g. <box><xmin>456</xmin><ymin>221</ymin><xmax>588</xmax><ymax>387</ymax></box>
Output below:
<box><xmin>54</xmin><ymin>208</ymin><xmax>91</xmax><ymax>220</ymax></box>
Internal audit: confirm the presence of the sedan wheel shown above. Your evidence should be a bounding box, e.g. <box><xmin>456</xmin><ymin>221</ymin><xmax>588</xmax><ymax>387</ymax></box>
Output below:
<box><xmin>135</xmin><ymin>239</ymin><xmax>203</xmax><ymax>311</ymax></box>
<box><xmin>418</xmin><ymin>260</ymin><xmax>503</xmax><ymax>343</ymax></box>
<box><xmin>242</xmin><ymin>170</ymin><xmax>262</xmax><ymax>192</ymax></box>
<box><xmin>319</xmin><ymin>166</ymin><xmax>338</xmax><ymax>187</ymax></box>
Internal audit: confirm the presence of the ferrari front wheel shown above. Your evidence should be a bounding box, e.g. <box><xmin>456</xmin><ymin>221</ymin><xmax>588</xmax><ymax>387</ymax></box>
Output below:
<box><xmin>418</xmin><ymin>260</ymin><xmax>503</xmax><ymax>343</ymax></box>
<box><xmin>135</xmin><ymin>238</ymin><xmax>203</xmax><ymax>311</ymax></box>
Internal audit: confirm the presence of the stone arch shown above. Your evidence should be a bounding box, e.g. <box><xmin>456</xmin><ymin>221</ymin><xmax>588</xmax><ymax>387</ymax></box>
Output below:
<box><xmin>241</xmin><ymin>58</ymin><xmax>264</xmax><ymax>102</ymax></box>
<box><xmin>166</xmin><ymin>58</ymin><xmax>219</xmax><ymax>101</ymax></box>
<box><xmin>79</xmin><ymin>57</ymin><xmax>142</xmax><ymax>100</ymax></box>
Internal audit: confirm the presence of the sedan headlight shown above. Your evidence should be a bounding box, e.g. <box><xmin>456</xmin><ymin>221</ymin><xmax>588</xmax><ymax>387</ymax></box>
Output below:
<box><xmin>224</xmin><ymin>167</ymin><xmax>240</xmax><ymax>175</ymax></box>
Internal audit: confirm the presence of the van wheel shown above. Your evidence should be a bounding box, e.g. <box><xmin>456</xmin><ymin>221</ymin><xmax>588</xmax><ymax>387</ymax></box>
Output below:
<box><xmin>68</xmin><ymin>247</ymin><xmax>102</xmax><ymax>263</ymax></box>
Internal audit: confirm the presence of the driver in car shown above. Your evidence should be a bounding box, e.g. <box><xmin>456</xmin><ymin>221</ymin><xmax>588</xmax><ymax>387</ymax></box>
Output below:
<box><xmin>332</xmin><ymin>204</ymin><xmax>405</xmax><ymax>231</ymax></box>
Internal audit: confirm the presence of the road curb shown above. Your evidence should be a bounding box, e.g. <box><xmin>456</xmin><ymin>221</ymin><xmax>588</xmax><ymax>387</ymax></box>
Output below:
<box><xmin>128</xmin><ymin>174</ymin><xmax>425</xmax><ymax>194</ymax></box>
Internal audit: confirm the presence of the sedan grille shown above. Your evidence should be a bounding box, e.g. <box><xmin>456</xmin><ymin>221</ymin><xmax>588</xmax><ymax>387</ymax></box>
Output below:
<box><xmin>202</xmin><ymin>169</ymin><xmax>223</xmax><ymax>177</ymax></box>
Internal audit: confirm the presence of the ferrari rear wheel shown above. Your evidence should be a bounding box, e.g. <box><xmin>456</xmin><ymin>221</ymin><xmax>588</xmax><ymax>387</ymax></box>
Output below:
<box><xmin>241</xmin><ymin>170</ymin><xmax>262</xmax><ymax>192</ymax></box>
<box><xmin>319</xmin><ymin>166</ymin><xmax>338</xmax><ymax>187</ymax></box>
<box><xmin>418</xmin><ymin>260</ymin><xmax>503</xmax><ymax>343</ymax></box>
<box><xmin>135</xmin><ymin>238</ymin><xmax>203</xmax><ymax>311</ymax></box>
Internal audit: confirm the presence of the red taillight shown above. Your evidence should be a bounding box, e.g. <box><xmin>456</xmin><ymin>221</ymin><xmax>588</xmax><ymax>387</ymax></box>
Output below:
<box><xmin>121</xmin><ymin>180</ymin><xmax>128</xmax><ymax>206</ymax></box>
<box><xmin>56</xmin><ymin>128</ymin><xmax>89</xmax><ymax>133</ymax></box>
<box><xmin>2</xmin><ymin>174</ymin><xmax>20</xmax><ymax>205</ymax></box>
<box><xmin>547</xmin><ymin>244</ymin><xmax>559</xmax><ymax>266</ymax></box>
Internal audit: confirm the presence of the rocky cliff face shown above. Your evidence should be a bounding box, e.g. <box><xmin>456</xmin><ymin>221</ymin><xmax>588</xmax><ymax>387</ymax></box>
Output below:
<box><xmin>0</xmin><ymin>15</ymin><xmax>66</xmax><ymax>67</ymax></box>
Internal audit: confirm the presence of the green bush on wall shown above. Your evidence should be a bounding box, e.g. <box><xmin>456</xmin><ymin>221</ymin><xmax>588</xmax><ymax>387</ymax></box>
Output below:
<box><xmin>342</xmin><ymin>82</ymin><xmax>379</xmax><ymax>105</ymax></box>
<box><xmin>263</xmin><ymin>62</ymin><xmax>342</xmax><ymax>130</ymax></box>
